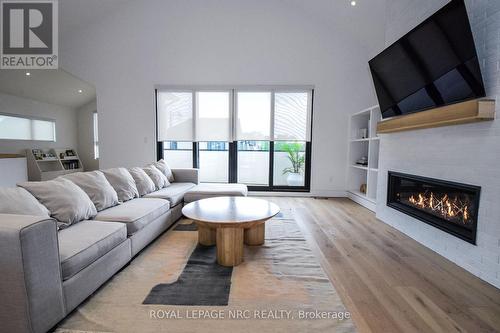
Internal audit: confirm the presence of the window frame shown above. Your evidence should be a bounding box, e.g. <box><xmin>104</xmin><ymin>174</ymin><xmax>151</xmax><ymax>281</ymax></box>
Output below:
<box><xmin>0</xmin><ymin>112</ymin><xmax>56</xmax><ymax>142</ymax></box>
<box><xmin>93</xmin><ymin>111</ymin><xmax>99</xmax><ymax>159</ymax></box>
<box><xmin>155</xmin><ymin>86</ymin><xmax>313</xmax><ymax>192</ymax></box>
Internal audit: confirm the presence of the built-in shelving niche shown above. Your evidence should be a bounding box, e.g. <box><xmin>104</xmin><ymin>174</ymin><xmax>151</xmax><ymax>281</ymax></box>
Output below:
<box><xmin>347</xmin><ymin>105</ymin><xmax>381</xmax><ymax>212</ymax></box>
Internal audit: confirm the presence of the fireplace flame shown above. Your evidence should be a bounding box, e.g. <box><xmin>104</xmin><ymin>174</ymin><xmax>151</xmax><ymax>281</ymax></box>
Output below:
<box><xmin>406</xmin><ymin>191</ymin><xmax>470</xmax><ymax>224</ymax></box>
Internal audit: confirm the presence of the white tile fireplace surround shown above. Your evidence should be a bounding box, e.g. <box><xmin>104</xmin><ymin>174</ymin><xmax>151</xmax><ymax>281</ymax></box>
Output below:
<box><xmin>377</xmin><ymin>0</ymin><xmax>500</xmax><ymax>289</ymax></box>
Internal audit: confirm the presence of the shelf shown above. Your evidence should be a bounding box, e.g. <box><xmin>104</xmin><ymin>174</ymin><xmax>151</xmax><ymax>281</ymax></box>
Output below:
<box><xmin>351</xmin><ymin>165</ymin><xmax>368</xmax><ymax>170</ymax></box>
<box><xmin>0</xmin><ymin>154</ymin><xmax>24</xmax><ymax>159</ymax></box>
<box><xmin>348</xmin><ymin>105</ymin><xmax>380</xmax><ymax>212</ymax></box>
<box><xmin>353</xmin><ymin>105</ymin><xmax>379</xmax><ymax>116</ymax></box>
<box><xmin>27</xmin><ymin>148</ymin><xmax>83</xmax><ymax>181</ymax></box>
<box><xmin>377</xmin><ymin>99</ymin><xmax>495</xmax><ymax>134</ymax></box>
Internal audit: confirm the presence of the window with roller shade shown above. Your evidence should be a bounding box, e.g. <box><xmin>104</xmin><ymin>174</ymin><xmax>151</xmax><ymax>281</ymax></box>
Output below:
<box><xmin>0</xmin><ymin>113</ymin><xmax>56</xmax><ymax>141</ymax></box>
<box><xmin>156</xmin><ymin>87</ymin><xmax>312</xmax><ymax>191</ymax></box>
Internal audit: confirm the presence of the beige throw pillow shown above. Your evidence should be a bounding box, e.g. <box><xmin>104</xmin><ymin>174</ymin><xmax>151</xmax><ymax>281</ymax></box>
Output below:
<box><xmin>18</xmin><ymin>178</ymin><xmax>97</xmax><ymax>228</ymax></box>
<box><xmin>102</xmin><ymin>168</ymin><xmax>139</xmax><ymax>202</ymax></box>
<box><xmin>153</xmin><ymin>159</ymin><xmax>174</xmax><ymax>182</ymax></box>
<box><xmin>143</xmin><ymin>165</ymin><xmax>170</xmax><ymax>190</ymax></box>
<box><xmin>61</xmin><ymin>171</ymin><xmax>119</xmax><ymax>211</ymax></box>
<box><xmin>0</xmin><ymin>187</ymin><xmax>50</xmax><ymax>217</ymax></box>
<box><xmin>128</xmin><ymin>167</ymin><xmax>156</xmax><ymax>196</ymax></box>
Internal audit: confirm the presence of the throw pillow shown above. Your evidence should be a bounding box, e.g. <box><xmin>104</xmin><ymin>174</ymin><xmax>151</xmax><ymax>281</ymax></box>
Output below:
<box><xmin>101</xmin><ymin>167</ymin><xmax>139</xmax><ymax>202</ymax></box>
<box><xmin>143</xmin><ymin>165</ymin><xmax>170</xmax><ymax>190</ymax></box>
<box><xmin>128</xmin><ymin>167</ymin><xmax>156</xmax><ymax>196</ymax></box>
<box><xmin>153</xmin><ymin>159</ymin><xmax>174</xmax><ymax>182</ymax></box>
<box><xmin>18</xmin><ymin>178</ymin><xmax>97</xmax><ymax>228</ymax></box>
<box><xmin>0</xmin><ymin>187</ymin><xmax>50</xmax><ymax>217</ymax></box>
<box><xmin>61</xmin><ymin>171</ymin><xmax>119</xmax><ymax>211</ymax></box>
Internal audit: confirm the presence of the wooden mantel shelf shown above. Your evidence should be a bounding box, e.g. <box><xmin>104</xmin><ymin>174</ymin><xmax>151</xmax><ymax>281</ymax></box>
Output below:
<box><xmin>377</xmin><ymin>99</ymin><xmax>495</xmax><ymax>134</ymax></box>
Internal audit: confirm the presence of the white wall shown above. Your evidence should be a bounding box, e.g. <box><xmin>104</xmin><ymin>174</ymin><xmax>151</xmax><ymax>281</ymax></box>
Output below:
<box><xmin>0</xmin><ymin>158</ymin><xmax>27</xmax><ymax>187</ymax></box>
<box><xmin>60</xmin><ymin>0</ymin><xmax>385</xmax><ymax>196</ymax></box>
<box><xmin>377</xmin><ymin>0</ymin><xmax>500</xmax><ymax>288</ymax></box>
<box><xmin>0</xmin><ymin>92</ymin><xmax>78</xmax><ymax>155</ymax></box>
<box><xmin>77</xmin><ymin>99</ymin><xmax>99</xmax><ymax>171</ymax></box>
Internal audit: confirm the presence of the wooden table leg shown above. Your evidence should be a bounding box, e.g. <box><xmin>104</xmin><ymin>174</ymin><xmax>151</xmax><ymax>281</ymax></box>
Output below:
<box><xmin>244</xmin><ymin>223</ymin><xmax>265</xmax><ymax>245</ymax></box>
<box><xmin>216</xmin><ymin>227</ymin><xmax>244</xmax><ymax>267</ymax></box>
<box><xmin>198</xmin><ymin>225</ymin><xmax>216</xmax><ymax>246</ymax></box>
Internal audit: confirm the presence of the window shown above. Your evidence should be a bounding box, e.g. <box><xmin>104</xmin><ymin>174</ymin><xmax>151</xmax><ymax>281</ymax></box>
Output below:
<box><xmin>195</xmin><ymin>91</ymin><xmax>231</xmax><ymax>182</ymax></box>
<box><xmin>157</xmin><ymin>92</ymin><xmax>193</xmax><ymax>141</ymax></box>
<box><xmin>199</xmin><ymin>141</ymin><xmax>229</xmax><ymax>183</ymax></box>
<box><xmin>156</xmin><ymin>86</ymin><xmax>313</xmax><ymax>191</ymax></box>
<box><xmin>237</xmin><ymin>141</ymin><xmax>269</xmax><ymax>186</ymax></box>
<box><xmin>163</xmin><ymin>141</ymin><xmax>192</xmax><ymax>168</ymax></box>
<box><xmin>272</xmin><ymin>92</ymin><xmax>310</xmax><ymax>187</ymax></box>
<box><xmin>0</xmin><ymin>114</ymin><xmax>56</xmax><ymax>141</ymax></box>
<box><xmin>93</xmin><ymin>112</ymin><xmax>99</xmax><ymax>159</ymax></box>
<box><xmin>235</xmin><ymin>92</ymin><xmax>271</xmax><ymax>140</ymax></box>
<box><xmin>273</xmin><ymin>141</ymin><xmax>306</xmax><ymax>186</ymax></box>
<box><xmin>274</xmin><ymin>92</ymin><xmax>310</xmax><ymax>141</ymax></box>
<box><xmin>196</xmin><ymin>92</ymin><xmax>231</xmax><ymax>141</ymax></box>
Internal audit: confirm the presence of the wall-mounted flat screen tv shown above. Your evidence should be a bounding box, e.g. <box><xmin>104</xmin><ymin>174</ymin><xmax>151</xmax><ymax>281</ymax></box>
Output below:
<box><xmin>369</xmin><ymin>0</ymin><xmax>485</xmax><ymax>119</ymax></box>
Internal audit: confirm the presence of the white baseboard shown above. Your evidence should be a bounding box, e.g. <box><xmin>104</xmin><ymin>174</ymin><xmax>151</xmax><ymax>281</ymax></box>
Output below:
<box><xmin>249</xmin><ymin>190</ymin><xmax>347</xmax><ymax>198</ymax></box>
<box><xmin>347</xmin><ymin>191</ymin><xmax>376</xmax><ymax>212</ymax></box>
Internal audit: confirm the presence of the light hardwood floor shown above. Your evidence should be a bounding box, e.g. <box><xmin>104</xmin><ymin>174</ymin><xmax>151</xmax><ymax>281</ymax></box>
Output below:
<box><xmin>264</xmin><ymin>197</ymin><xmax>500</xmax><ymax>333</ymax></box>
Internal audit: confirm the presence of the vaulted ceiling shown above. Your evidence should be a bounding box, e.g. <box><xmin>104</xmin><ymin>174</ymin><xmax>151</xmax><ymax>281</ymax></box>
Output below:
<box><xmin>59</xmin><ymin>0</ymin><xmax>386</xmax><ymax>58</ymax></box>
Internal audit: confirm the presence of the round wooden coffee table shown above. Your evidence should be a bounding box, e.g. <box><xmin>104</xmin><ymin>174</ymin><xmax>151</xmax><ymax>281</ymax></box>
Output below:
<box><xmin>182</xmin><ymin>197</ymin><xmax>280</xmax><ymax>267</ymax></box>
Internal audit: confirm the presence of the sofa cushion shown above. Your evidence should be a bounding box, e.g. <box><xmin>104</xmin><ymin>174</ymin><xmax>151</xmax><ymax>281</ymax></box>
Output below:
<box><xmin>143</xmin><ymin>165</ymin><xmax>169</xmax><ymax>190</ymax></box>
<box><xmin>0</xmin><ymin>187</ymin><xmax>50</xmax><ymax>217</ymax></box>
<box><xmin>128</xmin><ymin>167</ymin><xmax>156</xmax><ymax>196</ymax></box>
<box><xmin>58</xmin><ymin>221</ymin><xmax>126</xmax><ymax>280</ymax></box>
<box><xmin>18</xmin><ymin>178</ymin><xmax>97</xmax><ymax>228</ymax></box>
<box><xmin>101</xmin><ymin>168</ymin><xmax>139</xmax><ymax>202</ymax></box>
<box><xmin>94</xmin><ymin>198</ymin><xmax>170</xmax><ymax>236</ymax></box>
<box><xmin>183</xmin><ymin>183</ymin><xmax>248</xmax><ymax>203</ymax></box>
<box><xmin>61</xmin><ymin>171</ymin><xmax>119</xmax><ymax>211</ymax></box>
<box><xmin>144</xmin><ymin>182</ymin><xmax>196</xmax><ymax>206</ymax></box>
<box><xmin>153</xmin><ymin>159</ymin><xmax>174</xmax><ymax>182</ymax></box>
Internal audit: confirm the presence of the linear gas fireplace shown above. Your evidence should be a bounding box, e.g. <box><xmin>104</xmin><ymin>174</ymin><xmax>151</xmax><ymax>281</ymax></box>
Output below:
<box><xmin>387</xmin><ymin>172</ymin><xmax>480</xmax><ymax>244</ymax></box>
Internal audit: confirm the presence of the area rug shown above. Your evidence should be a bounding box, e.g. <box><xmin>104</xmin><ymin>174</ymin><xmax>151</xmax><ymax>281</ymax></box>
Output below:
<box><xmin>55</xmin><ymin>215</ymin><xmax>356</xmax><ymax>333</ymax></box>
<box><xmin>143</xmin><ymin>244</ymin><xmax>233</xmax><ymax>306</ymax></box>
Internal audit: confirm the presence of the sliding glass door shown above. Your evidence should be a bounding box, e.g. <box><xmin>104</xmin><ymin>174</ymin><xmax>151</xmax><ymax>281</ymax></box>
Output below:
<box><xmin>156</xmin><ymin>86</ymin><xmax>312</xmax><ymax>192</ymax></box>
<box><xmin>196</xmin><ymin>91</ymin><xmax>231</xmax><ymax>182</ymax></box>
<box><xmin>237</xmin><ymin>141</ymin><xmax>270</xmax><ymax>186</ymax></box>
<box><xmin>235</xmin><ymin>92</ymin><xmax>271</xmax><ymax>186</ymax></box>
<box><xmin>272</xmin><ymin>92</ymin><xmax>310</xmax><ymax>187</ymax></box>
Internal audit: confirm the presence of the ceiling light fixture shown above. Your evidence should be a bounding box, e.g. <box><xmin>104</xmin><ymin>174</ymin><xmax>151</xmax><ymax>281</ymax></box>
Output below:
<box><xmin>25</xmin><ymin>72</ymin><xmax>31</xmax><ymax>76</ymax></box>
<box><xmin>78</xmin><ymin>89</ymin><xmax>83</xmax><ymax>93</ymax></box>
<box><xmin>351</xmin><ymin>0</ymin><xmax>356</xmax><ymax>6</ymax></box>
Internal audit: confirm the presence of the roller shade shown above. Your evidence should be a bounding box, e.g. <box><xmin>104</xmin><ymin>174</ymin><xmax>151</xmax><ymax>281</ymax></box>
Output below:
<box><xmin>0</xmin><ymin>114</ymin><xmax>55</xmax><ymax>141</ymax></box>
<box><xmin>157</xmin><ymin>91</ymin><xmax>193</xmax><ymax>142</ymax></box>
<box><xmin>195</xmin><ymin>91</ymin><xmax>231</xmax><ymax>141</ymax></box>
<box><xmin>235</xmin><ymin>92</ymin><xmax>271</xmax><ymax>141</ymax></box>
<box><xmin>157</xmin><ymin>87</ymin><xmax>312</xmax><ymax>142</ymax></box>
<box><xmin>274</xmin><ymin>92</ymin><xmax>311</xmax><ymax>141</ymax></box>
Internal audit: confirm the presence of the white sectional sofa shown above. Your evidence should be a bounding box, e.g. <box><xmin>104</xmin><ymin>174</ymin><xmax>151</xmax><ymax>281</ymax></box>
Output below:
<box><xmin>0</xmin><ymin>164</ymin><xmax>247</xmax><ymax>333</ymax></box>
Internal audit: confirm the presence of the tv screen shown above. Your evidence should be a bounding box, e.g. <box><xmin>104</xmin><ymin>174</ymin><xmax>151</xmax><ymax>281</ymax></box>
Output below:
<box><xmin>369</xmin><ymin>0</ymin><xmax>485</xmax><ymax>119</ymax></box>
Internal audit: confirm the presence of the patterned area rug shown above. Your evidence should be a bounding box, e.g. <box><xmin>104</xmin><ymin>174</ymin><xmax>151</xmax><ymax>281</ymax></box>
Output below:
<box><xmin>143</xmin><ymin>244</ymin><xmax>233</xmax><ymax>306</ymax></box>
<box><xmin>55</xmin><ymin>215</ymin><xmax>356</xmax><ymax>333</ymax></box>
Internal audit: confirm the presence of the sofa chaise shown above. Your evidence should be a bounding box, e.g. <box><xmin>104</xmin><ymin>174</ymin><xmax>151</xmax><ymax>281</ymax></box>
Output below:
<box><xmin>0</xmin><ymin>163</ymin><xmax>247</xmax><ymax>333</ymax></box>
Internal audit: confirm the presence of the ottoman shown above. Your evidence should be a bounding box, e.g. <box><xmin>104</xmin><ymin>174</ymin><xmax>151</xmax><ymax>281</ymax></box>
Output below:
<box><xmin>183</xmin><ymin>183</ymin><xmax>248</xmax><ymax>203</ymax></box>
